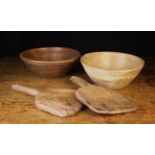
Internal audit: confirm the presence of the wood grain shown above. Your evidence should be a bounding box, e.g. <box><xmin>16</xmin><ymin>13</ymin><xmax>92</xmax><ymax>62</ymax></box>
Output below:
<box><xmin>12</xmin><ymin>85</ymin><xmax>82</xmax><ymax>117</ymax></box>
<box><xmin>20</xmin><ymin>47</ymin><xmax>81</xmax><ymax>78</ymax></box>
<box><xmin>0</xmin><ymin>56</ymin><xmax>155</xmax><ymax>123</ymax></box>
<box><xmin>81</xmin><ymin>52</ymin><xmax>144</xmax><ymax>89</ymax></box>
<box><xmin>70</xmin><ymin>76</ymin><xmax>137</xmax><ymax>114</ymax></box>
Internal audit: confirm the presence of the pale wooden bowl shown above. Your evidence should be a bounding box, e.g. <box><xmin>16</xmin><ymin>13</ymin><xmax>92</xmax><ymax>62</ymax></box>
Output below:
<box><xmin>81</xmin><ymin>52</ymin><xmax>145</xmax><ymax>89</ymax></box>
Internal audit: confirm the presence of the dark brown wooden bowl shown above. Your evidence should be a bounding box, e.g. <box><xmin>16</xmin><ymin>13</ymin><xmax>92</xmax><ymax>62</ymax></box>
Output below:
<box><xmin>20</xmin><ymin>47</ymin><xmax>81</xmax><ymax>78</ymax></box>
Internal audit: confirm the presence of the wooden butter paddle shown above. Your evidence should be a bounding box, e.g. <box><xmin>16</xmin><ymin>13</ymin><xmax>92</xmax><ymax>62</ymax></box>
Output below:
<box><xmin>70</xmin><ymin>76</ymin><xmax>137</xmax><ymax>114</ymax></box>
<box><xmin>12</xmin><ymin>84</ymin><xmax>82</xmax><ymax>117</ymax></box>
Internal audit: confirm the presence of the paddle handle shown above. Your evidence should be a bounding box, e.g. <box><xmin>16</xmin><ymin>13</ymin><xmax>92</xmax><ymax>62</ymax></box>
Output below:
<box><xmin>12</xmin><ymin>84</ymin><xmax>39</xmax><ymax>97</ymax></box>
<box><xmin>70</xmin><ymin>76</ymin><xmax>91</xmax><ymax>87</ymax></box>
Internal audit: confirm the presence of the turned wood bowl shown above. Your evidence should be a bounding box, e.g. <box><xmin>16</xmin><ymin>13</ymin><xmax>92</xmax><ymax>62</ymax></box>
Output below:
<box><xmin>20</xmin><ymin>47</ymin><xmax>81</xmax><ymax>78</ymax></box>
<box><xmin>81</xmin><ymin>52</ymin><xmax>145</xmax><ymax>89</ymax></box>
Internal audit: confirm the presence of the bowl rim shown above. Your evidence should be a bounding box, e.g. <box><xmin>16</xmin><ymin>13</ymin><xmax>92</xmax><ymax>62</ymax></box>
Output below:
<box><xmin>20</xmin><ymin>47</ymin><xmax>81</xmax><ymax>64</ymax></box>
<box><xmin>80</xmin><ymin>51</ymin><xmax>145</xmax><ymax>72</ymax></box>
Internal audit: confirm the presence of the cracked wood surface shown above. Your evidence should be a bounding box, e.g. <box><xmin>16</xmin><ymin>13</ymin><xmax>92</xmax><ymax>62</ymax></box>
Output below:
<box><xmin>0</xmin><ymin>56</ymin><xmax>155</xmax><ymax>124</ymax></box>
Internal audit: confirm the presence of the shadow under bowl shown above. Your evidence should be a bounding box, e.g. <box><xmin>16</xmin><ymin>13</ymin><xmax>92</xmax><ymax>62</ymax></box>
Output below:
<box><xmin>81</xmin><ymin>51</ymin><xmax>145</xmax><ymax>89</ymax></box>
<box><xmin>20</xmin><ymin>47</ymin><xmax>81</xmax><ymax>78</ymax></box>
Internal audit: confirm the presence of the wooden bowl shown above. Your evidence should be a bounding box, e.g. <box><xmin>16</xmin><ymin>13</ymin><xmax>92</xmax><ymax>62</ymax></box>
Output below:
<box><xmin>81</xmin><ymin>52</ymin><xmax>145</xmax><ymax>89</ymax></box>
<box><xmin>20</xmin><ymin>47</ymin><xmax>81</xmax><ymax>78</ymax></box>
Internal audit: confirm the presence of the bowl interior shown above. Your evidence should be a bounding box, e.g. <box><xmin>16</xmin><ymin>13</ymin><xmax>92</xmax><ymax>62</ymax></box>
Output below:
<box><xmin>81</xmin><ymin>52</ymin><xmax>144</xmax><ymax>70</ymax></box>
<box><xmin>21</xmin><ymin>47</ymin><xmax>80</xmax><ymax>62</ymax></box>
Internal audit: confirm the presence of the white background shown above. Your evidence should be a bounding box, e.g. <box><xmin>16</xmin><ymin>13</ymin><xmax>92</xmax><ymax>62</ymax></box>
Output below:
<box><xmin>0</xmin><ymin>0</ymin><xmax>155</xmax><ymax>155</ymax></box>
<box><xmin>0</xmin><ymin>0</ymin><xmax>155</xmax><ymax>30</ymax></box>
<box><xmin>0</xmin><ymin>125</ymin><xmax>155</xmax><ymax>155</ymax></box>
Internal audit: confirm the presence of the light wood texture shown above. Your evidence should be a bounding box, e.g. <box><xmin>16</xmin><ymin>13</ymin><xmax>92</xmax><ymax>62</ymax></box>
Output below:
<box><xmin>12</xmin><ymin>84</ymin><xmax>82</xmax><ymax>117</ymax></box>
<box><xmin>20</xmin><ymin>47</ymin><xmax>81</xmax><ymax>78</ymax></box>
<box><xmin>12</xmin><ymin>84</ymin><xmax>39</xmax><ymax>96</ymax></box>
<box><xmin>81</xmin><ymin>52</ymin><xmax>145</xmax><ymax>89</ymax></box>
<box><xmin>70</xmin><ymin>76</ymin><xmax>137</xmax><ymax>114</ymax></box>
<box><xmin>0</xmin><ymin>56</ymin><xmax>155</xmax><ymax>123</ymax></box>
